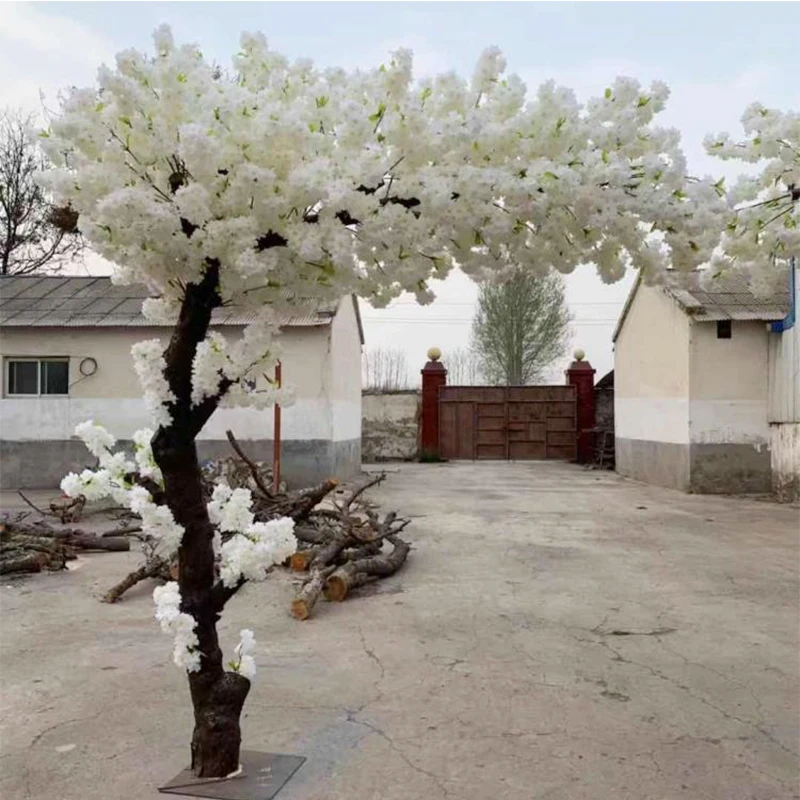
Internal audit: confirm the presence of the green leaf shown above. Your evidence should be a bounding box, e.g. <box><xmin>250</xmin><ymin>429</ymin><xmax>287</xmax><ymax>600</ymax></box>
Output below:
<box><xmin>636</xmin><ymin>95</ymin><xmax>650</xmax><ymax>108</ymax></box>
<box><xmin>420</xmin><ymin>87</ymin><xmax>432</xmax><ymax>103</ymax></box>
<box><xmin>213</xmin><ymin>107</ymin><xmax>221</xmax><ymax>121</ymax></box>
<box><xmin>604</xmin><ymin>87</ymin><xmax>612</xmax><ymax>100</ymax></box>
<box><xmin>473</xmin><ymin>230</ymin><xmax>484</xmax><ymax>246</ymax></box>
<box><xmin>653</xmin><ymin>169</ymin><xmax>663</xmax><ymax>181</ymax></box>
<box><xmin>376</xmin><ymin>133</ymin><xmax>386</xmax><ymax>143</ymax></box>
<box><xmin>517</xmin><ymin>169</ymin><xmax>528</xmax><ymax>179</ymax></box>
<box><xmin>672</xmin><ymin>189</ymin><xmax>686</xmax><ymax>200</ymax></box>
<box><xmin>753</xmin><ymin>137</ymin><xmax>761</xmax><ymax>146</ymax></box>
<box><xmin>368</xmin><ymin>102</ymin><xmax>386</xmax><ymax>123</ymax></box>
<box><xmin>177</xmin><ymin>73</ymin><xmax>187</xmax><ymax>83</ymax></box>
<box><xmin>567</xmin><ymin>159</ymin><xmax>583</xmax><ymax>168</ymax></box>
<box><xmin>38</xmin><ymin>130</ymin><xmax>50</xmax><ymax>138</ymax></box>
<box><xmin>119</xmin><ymin>115</ymin><xmax>132</xmax><ymax>127</ymax></box>
<box><xmin>315</xmin><ymin>95</ymin><xmax>328</xmax><ymax>108</ymax></box>
<box><xmin>689</xmin><ymin>241</ymin><xmax>699</xmax><ymax>252</ymax></box>
<box><xmin>713</xmin><ymin>177</ymin><xmax>726</xmax><ymax>198</ymax></box>
<box><xmin>543</xmin><ymin>171</ymin><xmax>559</xmax><ymax>180</ymax></box>
<box><xmin>601</xmin><ymin>150</ymin><xmax>609</xmax><ymax>165</ymax></box>
<box><xmin>308</xmin><ymin>122</ymin><xmax>319</xmax><ymax>133</ymax></box>
<box><xmin>95</xmin><ymin>102</ymin><xmax>104</xmax><ymax>113</ymax></box>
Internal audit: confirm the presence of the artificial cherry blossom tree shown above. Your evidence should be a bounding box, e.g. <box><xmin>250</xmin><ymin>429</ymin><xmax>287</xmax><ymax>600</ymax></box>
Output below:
<box><xmin>40</xmin><ymin>26</ymin><xmax>728</xmax><ymax>778</ymax></box>
<box><xmin>705</xmin><ymin>104</ymin><xmax>799</xmax><ymax>284</ymax></box>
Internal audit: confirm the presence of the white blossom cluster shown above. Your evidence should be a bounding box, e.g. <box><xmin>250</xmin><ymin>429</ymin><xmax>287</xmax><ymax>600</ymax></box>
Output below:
<box><xmin>39</xmin><ymin>25</ymin><xmax>728</xmax><ymax>321</ymax></box>
<box><xmin>60</xmin><ymin>420</ymin><xmax>295</xmax><ymax>675</ymax></box>
<box><xmin>208</xmin><ymin>483</ymin><xmax>297</xmax><ymax>587</ymax></box>
<box><xmin>705</xmin><ymin>104</ymin><xmax>799</xmax><ymax>282</ymax></box>
<box><xmin>189</xmin><ymin>311</ymin><xmax>292</xmax><ymax>409</ymax></box>
<box><xmin>131</xmin><ymin>339</ymin><xmax>175</xmax><ymax>428</ymax></box>
<box><xmin>229</xmin><ymin>628</ymin><xmax>257</xmax><ymax>680</ymax></box>
<box><xmin>60</xmin><ymin>421</ymin><xmax>182</xmax><ymax>552</ymax></box>
<box><xmin>153</xmin><ymin>581</ymin><xmax>201</xmax><ymax>672</ymax></box>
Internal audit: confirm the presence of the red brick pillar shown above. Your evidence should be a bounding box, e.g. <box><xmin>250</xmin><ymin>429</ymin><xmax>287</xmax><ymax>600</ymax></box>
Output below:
<box><xmin>565</xmin><ymin>349</ymin><xmax>596</xmax><ymax>464</ymax></box>
<box><xmin>420</xmin><ymin>347</ymin><xmax>447</xmax><ymax>460</ymax></box>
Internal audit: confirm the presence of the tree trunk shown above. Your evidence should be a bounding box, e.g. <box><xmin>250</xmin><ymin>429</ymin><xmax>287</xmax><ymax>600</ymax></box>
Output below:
<box><xmin>155</xmin><ymin>434</ymin><xmax>247</xmax><ymax>778</ymax></box>
<box><xmin>190</xmin><ymin>671</ymin><xmax>250</xmax><ymax>777</ymax></box>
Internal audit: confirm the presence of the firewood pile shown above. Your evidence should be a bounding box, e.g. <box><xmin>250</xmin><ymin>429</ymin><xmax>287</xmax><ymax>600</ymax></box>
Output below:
<box><xmin>0</xmin><ymin>513</ymin><xmax>132</xmax><ymax>575</ymax></box>
<box><xmin>104</xmin><ymin>430</ymin><xmax>412</xmax><ymax>618</ymax></box>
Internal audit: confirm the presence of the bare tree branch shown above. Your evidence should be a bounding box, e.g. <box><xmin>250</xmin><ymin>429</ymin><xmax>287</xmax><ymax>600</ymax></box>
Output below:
<box><xmin>0</xmin><ymin>108</ymin><xmax>84</xmax><ymax>275</ymax></box>
<box><xmin>362</xmin><ymin>346</ymin><xmax>410</xmax><ymax>392</ymax></box>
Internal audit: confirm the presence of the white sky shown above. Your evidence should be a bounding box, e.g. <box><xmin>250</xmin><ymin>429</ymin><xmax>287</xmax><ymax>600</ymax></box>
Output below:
<box><xmin>2</xmin><ymin>1</ymin><xmax>797</xmax><ymax>384</ymax></box>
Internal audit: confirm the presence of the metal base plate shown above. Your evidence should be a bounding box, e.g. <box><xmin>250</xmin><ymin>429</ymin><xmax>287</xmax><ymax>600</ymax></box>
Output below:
<box><xmin>159</xmin><ymin>750</ymin><xmax>306</xmax><ymax>800</ymax></box>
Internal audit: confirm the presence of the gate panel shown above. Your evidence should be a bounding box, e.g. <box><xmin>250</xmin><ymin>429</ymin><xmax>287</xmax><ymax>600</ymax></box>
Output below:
<box><xmin>439</xmin><ymin>385</ymin><xmax>577</xmax><ymax>461</ymax></box>
<box><xmin>476</xmin><ymin>401</ymin><xmax>507</xmax><ymax>459</ymax></box>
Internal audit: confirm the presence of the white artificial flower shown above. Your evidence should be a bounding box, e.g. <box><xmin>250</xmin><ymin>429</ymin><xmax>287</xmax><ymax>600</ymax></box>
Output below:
<box><xmin>218</xmin><ymin>517</ymin><xmax>297</xmax><ymax>588</ymax></box>
<box><xmin>230</xmin><ymin>628</ymin><xmax>257</xmax><ymax>679</ymax></box>
<box><xmin>74</xmin><ymin>421</ymin><xmax>116</xmax><ymax>460</ymax></box>
<box><xmin>132</xmin><ymin>428</ymin><xmax>162</xmax><ymax>482</ymax></box>
<box><xmin>132</xmin><ymin>340</ymin><xmax>175</xmax><ymax>429</ymax></box>
<box><xmin>153</xmin><ymin>582</ymin><xmax>201</xmax><ymax>672</ymax></box>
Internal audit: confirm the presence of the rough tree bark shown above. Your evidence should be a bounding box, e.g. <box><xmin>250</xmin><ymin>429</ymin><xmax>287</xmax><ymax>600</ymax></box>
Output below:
<box><xmin>150</xmin><ymin>260</ymin><xmax>249</xmax><ymax>778</ymax></box>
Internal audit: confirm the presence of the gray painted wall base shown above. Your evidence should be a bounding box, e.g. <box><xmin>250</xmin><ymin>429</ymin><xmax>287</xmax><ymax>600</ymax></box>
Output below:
<box><xmin>0</xmin><ymin>438</ymin><xmax>361</xmax><ymax>490</ymax></box>
<box><xmin>616</xmin><ymin>437</ymin><xmax>772</xmax><ymax>494</ymax></box>
<box><xmin>616</xmin><ymin>438</ymin><xmax>690</xmax><ymax>491</ymax></box>
<box><xmin>690</xmin><ymin>443</ymin><xmax>771</xmax><ymax>494</ymax></box>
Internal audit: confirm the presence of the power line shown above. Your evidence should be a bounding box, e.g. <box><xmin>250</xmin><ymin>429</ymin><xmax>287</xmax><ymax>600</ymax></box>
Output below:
<box><xmin>362</xmin><ymin>318</ymin><xmax>617</xmax><ymax>325</ymax></box>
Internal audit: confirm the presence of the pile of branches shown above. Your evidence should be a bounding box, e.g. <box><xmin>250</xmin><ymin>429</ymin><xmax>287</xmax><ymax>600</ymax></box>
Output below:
<box><xmin>289</xmin><ymin>473</ymin><xmax>410</xmax><ymax>620</ymax></box>
<box><xmin>104</xmin><ymin>430</ymin><xmax>411</xmax><ymax>618</ymax></box>
<box><xmin>0</xmin><ymin>512</ymin><xmax>132</xmax><ymax>575</ymax></box>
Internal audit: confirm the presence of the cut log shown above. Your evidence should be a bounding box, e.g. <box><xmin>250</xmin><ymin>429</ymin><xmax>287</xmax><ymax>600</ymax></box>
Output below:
<box><xmin>0</xmin><ymin>551</ymin><xmax>49</xmax><ymax>575</ymax></box>
<box><xmin>102</xmin><ymin>557</ymin><xmax>171</xmax><ymax>603</ymax></box>
<box><xmin>289</xmin><ymin>546</ymin><xmax>320</xmax><ymax>572</ymax></box>
<box><xmin>325</xmin><ymin>536</ymin><xmax>410</xmax><ymax>602</ymax></box>
<box><xmin>290</xmin><ymin>565</ymin><xmax>337</xmax><ymax>620</ymax></box>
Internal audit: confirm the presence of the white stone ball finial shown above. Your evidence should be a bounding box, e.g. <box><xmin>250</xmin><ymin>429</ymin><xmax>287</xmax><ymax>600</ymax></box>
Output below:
<box><xmin>427</xmin><ymin>347</ymin><xmax>441</xmax><ymax>361</ymax></box>
<box><xmin>574</xmin><ymin>348</ymin><xmax>585</xmax><ymax>362</ymax></box>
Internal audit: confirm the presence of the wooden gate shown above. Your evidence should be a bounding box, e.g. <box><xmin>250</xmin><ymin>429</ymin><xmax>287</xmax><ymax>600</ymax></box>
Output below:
<box><xmin>439</xmin><ymin>385</ymin><xmax>577</xmax><ymax>461</ymax></box>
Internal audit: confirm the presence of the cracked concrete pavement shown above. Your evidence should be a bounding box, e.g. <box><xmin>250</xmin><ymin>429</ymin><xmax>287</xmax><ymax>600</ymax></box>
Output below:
<box><xmin>1</xmin><ymin>462</ymin><xmax>798</xmax><ymax>799</ymax></box>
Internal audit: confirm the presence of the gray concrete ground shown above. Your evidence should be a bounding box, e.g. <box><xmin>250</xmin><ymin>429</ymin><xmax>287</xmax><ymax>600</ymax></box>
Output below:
<box><xmin>1</xmin><ymin>462</ymin><xmax>799</xmax><ymax>800</ymax></box>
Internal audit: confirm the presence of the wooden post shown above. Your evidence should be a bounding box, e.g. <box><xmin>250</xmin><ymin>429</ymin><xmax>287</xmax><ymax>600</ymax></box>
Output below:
<box><xmin>565</xmin><ymin>349</ymin><xmax>596</xmax><ymax>464</ymax></box>
<box><xmin>273</xmin><ymin>361</ymin><xmax>282</xmax><ymax>493</ymax></box>
<box><xmin>420</xmin><ymin>347</ymin><xmax>447</xmax><ymax>460</ymax></box>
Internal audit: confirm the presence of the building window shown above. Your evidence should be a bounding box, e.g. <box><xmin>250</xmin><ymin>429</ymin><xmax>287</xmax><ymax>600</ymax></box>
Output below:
<box><xmin>716</xmin><ymin>320</ymin><xmax>732</xmax><ymax>339</ymax></box>
<box><xmin>5</xmin><ymin>359</ymin><xmax>69</xmax><ymax>396</ymax></box>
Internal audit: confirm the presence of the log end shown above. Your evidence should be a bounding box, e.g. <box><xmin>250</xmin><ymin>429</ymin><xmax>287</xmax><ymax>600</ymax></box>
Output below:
<box><xmin>324</xmin><ymin>575</ymin><xmax>348</xmax><ymax>602</ymax></box>
<box><xmin>290</xmin><ymin>598</ymin><xmax>311</xmax><ymax>620</ymax></box>
<box><xmin>289</xmin><ymin>552</ymin><xmax>312</xmax><ymax>572</ymax></box>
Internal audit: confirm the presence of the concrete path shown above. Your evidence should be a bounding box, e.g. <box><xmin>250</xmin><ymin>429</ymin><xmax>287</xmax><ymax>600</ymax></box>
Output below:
<box><xmin>1</xmin><ymin>462</ymin><xmax>798</xmax><ymax>799</ymax></box>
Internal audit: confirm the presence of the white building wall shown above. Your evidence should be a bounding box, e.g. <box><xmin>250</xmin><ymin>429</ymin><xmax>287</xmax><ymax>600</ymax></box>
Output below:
<box><xmin>688</xmin><ymin>320</ymin><xmax>770</xmax><ymax>447</ymax></box>
<box><xmin>613</xmin><ymin>282</ymin><xmax>692</xmax><ymax>489</ymax></box>
<box><xmin>0</xmin><ymin>316</ymin><xmax>363</xmax><ymax>487</ymax></box>
<box><xmin>0</xmin><ymin>325</ymin><xmax>333</xmax><ymax>442</ymax></box>
<box><xmin>767</xmin><ymin>261</ymin><xmax>800</xmax><ymax>500</ymax></box>
<box><xmin>327</xmin><ymin>296</ymin><xmax>363</xmax><ymax>444</ymax></box>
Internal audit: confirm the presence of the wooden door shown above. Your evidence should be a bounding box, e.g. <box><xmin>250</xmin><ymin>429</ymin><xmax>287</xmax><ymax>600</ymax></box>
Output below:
<box><xmin>439</xmin><ymin>385</ymin><xmax>576</xmax><ymax>461</ymax></box>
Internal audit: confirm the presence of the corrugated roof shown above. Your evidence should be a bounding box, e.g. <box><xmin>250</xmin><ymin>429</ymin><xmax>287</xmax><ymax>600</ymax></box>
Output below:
<box><xmin>0</xmin><ymin>276</ymin><xmax>338</xmax><ymax>329</ymax></box>
<box><xmin>613</xmin><ymin>266</ymin><xmax>791</xmax><ymax>341</ymax></box>
<box><xmin>662</xmin><ymin>267</ymin><xmax>791</xmax><ymax>322</ymax></box>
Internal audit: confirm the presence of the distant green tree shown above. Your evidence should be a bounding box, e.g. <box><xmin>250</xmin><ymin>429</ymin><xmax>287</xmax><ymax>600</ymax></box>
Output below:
<box><xmin>472</xmin><ymin>269</ymin><xmax>571</xmax><ymax>385</ymax></box>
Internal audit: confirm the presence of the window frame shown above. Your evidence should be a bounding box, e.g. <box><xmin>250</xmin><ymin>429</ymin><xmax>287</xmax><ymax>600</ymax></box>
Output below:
<box><xmin>4</xmin><ymin>357</ymin><xmax>70</xmax><ymax>398</ymax></box>
<box><xmin>716</xmin><ymin>320</ymin><xmax>732</xmax><ymax>340</ymax></box>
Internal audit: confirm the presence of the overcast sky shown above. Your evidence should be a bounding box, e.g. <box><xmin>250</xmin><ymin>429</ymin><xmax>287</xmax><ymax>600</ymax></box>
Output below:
<box><xmin>2</xmin><ymin>1</ymin><xmax>797</xmax><ymax>382</ymax></box>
